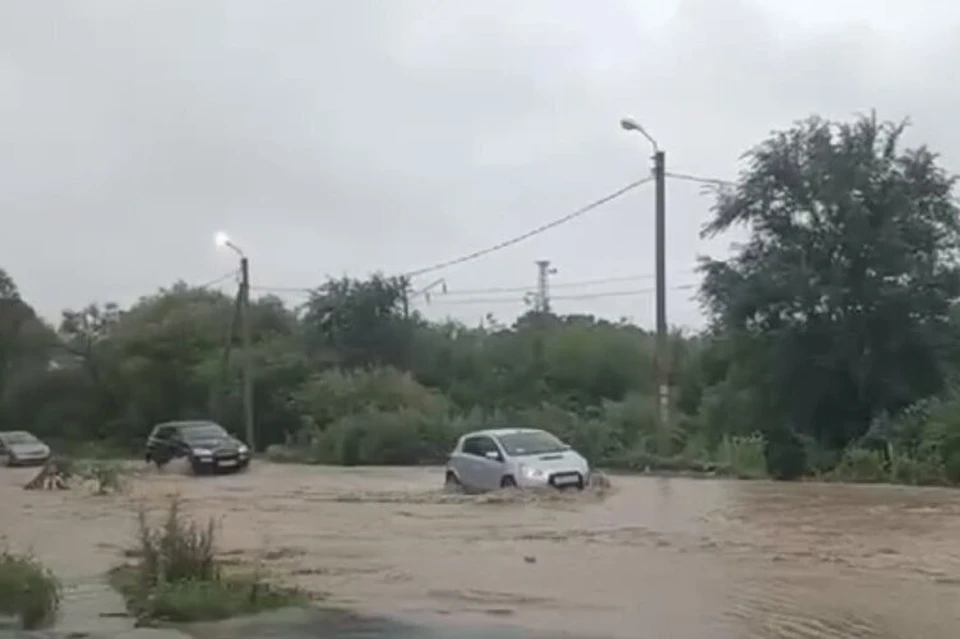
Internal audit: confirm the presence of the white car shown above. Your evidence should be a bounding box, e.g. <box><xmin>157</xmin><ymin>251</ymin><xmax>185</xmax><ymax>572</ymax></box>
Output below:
<box><xmin>0</xmin><ymin>430</ymin><xmax>52</xmax><ymax>467</ymax></box>
<box><xmin>445</xmin><ymin>428</ymin><xmax>590</xmax><ymax>492</ymax></box>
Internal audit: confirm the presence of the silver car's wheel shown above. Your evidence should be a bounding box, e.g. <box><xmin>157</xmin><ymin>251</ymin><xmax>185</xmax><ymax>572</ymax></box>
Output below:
<box><xmin>443</xmin><ymin>471</ymin><xmax>462</xmax><ymax>493</ymax></box>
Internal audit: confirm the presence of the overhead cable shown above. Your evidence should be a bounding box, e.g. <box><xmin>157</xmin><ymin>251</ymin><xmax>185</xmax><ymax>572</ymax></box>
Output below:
<box><xmin>401</xmin><ymin>176</ymin><xmax>654</xmax><ymax>279</ymax></box>
<box><xmin>423</xmin><ymin>283</ymin><xmax>697</xmax><ymax>306</ymax></box>
<box><xmin>665</xmin><ymin>171</ymin><xmax>736</xmax><ymax>187</ymax></box>
<box><xmin>197</xmin><ymin>270</ymin><xmax>239</xmax><ymax>289</ymax></box>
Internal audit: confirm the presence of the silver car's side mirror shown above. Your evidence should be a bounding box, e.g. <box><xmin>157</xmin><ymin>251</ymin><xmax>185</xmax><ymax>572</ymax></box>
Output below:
<box><xmin>561</xmin><ymin>443</ymin><xmax>572</xmax><ymax>450</ymax></box>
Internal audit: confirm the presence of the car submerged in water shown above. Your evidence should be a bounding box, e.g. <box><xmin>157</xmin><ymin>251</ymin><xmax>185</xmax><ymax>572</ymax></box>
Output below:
<box><xmin>444</xmin><ymin>428</ymin><xmax>590</xmax><ymax>492</ymax></box>
<box><xmin>145</xmin><ymin>420</ymin><xmax>250</xmax><ymax>475</ymax></box>
<box><xmin>0</xmin><ymin>430</ymin><xmax>52</xmax><ymax>467</ymax></box>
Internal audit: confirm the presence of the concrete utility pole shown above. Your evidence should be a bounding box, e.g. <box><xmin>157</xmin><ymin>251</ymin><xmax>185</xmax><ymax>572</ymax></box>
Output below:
<box><xmin>239</xmin><ymin>256</ymin><xmax>255</xmax><ymax>452</ymax></box>
<box><xmin>620</xmin><ymin>118</ymin><xmax>670</xmax><ymax>453</ymax></box>
<box><xmin>534</xmin><ymin>260</ymin><xmax>557</xmax><ymax>313</ymax></box>
<box><xmin>215</xmin><ymin>232</ymin><xmax>256</xmax><ymax>452</ymax></box>
<box><xmin>213</xmin><ymin>287</ymin><xmax>243</xmax><ymax>419</ymax></box>
<box><xmin>400</xmin><ymin>276</ymin><xmax>411</xmax><ymax>319</ymax></box>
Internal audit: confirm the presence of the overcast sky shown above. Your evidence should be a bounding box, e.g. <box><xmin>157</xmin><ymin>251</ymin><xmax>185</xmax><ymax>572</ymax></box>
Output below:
<box><xmin>2</xmin><ymin>0</ymin><xmax>959</xmax><ymax>331</ymax></box>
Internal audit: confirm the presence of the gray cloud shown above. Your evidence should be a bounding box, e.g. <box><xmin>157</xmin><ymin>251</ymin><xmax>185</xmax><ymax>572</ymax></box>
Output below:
<box><xmin>1</xmin><ymin>0</ymin><xmax>958</xmax><ymax>330</ymax></box>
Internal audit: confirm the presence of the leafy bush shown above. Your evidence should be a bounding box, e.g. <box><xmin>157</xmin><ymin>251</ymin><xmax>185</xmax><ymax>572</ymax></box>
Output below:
<box><xmin>113</xmin><ymin>496</ymin><xmax>306</xmax><ymax>623</ymax></box>
<box><xmin>293</xmin><ymin>367</ymin><xmax>447</xmax><ymax>429</ymax></box>
<box><xmin>831</xmin><ymin>448</ymin><xmax>889</xmax><ymax>483</ymax></box>
<box><xmin>859</xmin><ymin>393</ymin><xmax>960</xmax><ymax>485</ymax></box>
<box><xmin>81</xmin><ymin>461</ymin><xmax>127</xmax><ymax>495</ymax></box>
<box><xmin>0</xmin><ymin>546</ymin><xmax>61</xmax><ymax>629</ymax></box>
<box><xmin>763</xmin><ymin>426</ymin><xmax>808</xmax><ymax>480</ymax></box>
<box><xmin>311</xmin><ymin>409</ymin><xmax>462</xmax><ymax>465</ymax></box>
<box><xmin>275</xmin><ymin>398</ymin><xmax>772</xmax><ymax>479</ymax></box>
<box><xmin>519</xmin><ymin>403</ymin><xmax>629</xmax><ymax>463</ymax></box>
<box><xmin>889</xmin><ymin>451</ymin><xmax>944</xmax><ymax>486</ymax></box>
<box><xmin>715</xmin><ymin>433</ymin><xmax>767</xmax><ymax>479</ymax></box>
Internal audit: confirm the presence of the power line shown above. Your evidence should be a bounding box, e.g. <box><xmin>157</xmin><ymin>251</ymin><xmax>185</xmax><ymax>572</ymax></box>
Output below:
<box><xmin>250</xmin><ymin>284</ymin><xmax>313</xmax><ymax>293</ymax></box>
<box><xmin>250</xmin><ymin>269</ymin><xmax>701</xmax><ymax>297</ymax></box>
<box><xmin>423</xmin><ymin>283</ymin><xmax>697</xmax><ymax>306</ymax></box>
<box><xmin>665</xmin><ymin>171</ymin><xmax>736</xmax><ymax>187</ymax></box>
<box><xmin>555</xmin><ymin>284</ymin><xmax>696</xmax><ymax>300</ymax></box>
<box><xmin>197</xmin><ymin>270</ymin><xmax>239</xmax><ymax>289</ymax></box>
<box><xmin>249</xmin><ymin>177</ymin><xmax>657</xmax><ymax>295</ymax></box>
<box><xmin>402</xmin><ymin>176</ymin><xmax>654</xmax><ymax>279</ymax></box>
<box><xmin>438</xmin><ymin>270</ymin><xmax>698</xmax><ymax>296</ymax></box>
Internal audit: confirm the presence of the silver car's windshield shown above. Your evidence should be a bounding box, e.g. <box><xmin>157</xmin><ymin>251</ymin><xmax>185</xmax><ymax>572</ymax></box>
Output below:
<box><xmin>497</xmin><ymin>431</ymin><xmax>566</xmax><ymax>456</ymax></box>
<box><xmin>0</xmin><ymin>431</ymin><xmax>39</xmax><ymax>445</ymax></box>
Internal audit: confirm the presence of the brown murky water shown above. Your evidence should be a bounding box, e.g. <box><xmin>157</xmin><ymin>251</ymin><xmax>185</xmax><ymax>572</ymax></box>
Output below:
<box><xmin>3</xmin><ymin>462</ymin><xmax>960</xmax><ymax>638</ymax></box>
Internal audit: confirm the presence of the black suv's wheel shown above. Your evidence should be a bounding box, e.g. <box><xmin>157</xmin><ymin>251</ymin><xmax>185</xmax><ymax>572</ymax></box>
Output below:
<box><xmin>150</xmin><ymin>451</ymin><xmax>171</xmax><ymax>469</ymax></box>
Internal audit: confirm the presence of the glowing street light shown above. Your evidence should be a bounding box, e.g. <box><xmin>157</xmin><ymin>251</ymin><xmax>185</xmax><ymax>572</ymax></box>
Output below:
<box><xmin>214</xmin><ymin>231</ymin><xmax>245</xmax><ymax>258</ymax></box>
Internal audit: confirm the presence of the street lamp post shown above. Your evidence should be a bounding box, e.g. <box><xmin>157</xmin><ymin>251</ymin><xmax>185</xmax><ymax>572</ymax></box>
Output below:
<box><xmin>620</xmin><ymin>118</ymin><xmax>669</xmax><ymax>454</ymax></box>
<box><xmin>215</xmin><ymin>232</ymin><xmax>256</xmax><ymax>452</ymax></box>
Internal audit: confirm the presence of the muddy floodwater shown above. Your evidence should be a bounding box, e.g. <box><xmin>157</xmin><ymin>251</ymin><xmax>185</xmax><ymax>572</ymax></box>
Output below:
<box><xmin>3</xmin><ymin>462</ymin><xmax>960</xmax><ymax>638</ymax></box>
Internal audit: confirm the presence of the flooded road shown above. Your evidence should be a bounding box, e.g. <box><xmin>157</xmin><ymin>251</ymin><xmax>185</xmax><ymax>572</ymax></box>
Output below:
<box><xmin>3</xmin><ymin>463</ymin><xmax>960</xmax><ymax>638</ymax></box>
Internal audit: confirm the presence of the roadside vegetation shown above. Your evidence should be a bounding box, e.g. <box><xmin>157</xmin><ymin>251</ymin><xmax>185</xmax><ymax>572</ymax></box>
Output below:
<box><xmin>0</xmin><ymin>546</ymin><xmax>61</xmax><ymax>629</ymax></box>
<box><xmin>109</xmin><ymin>497</ymin><xmax>307</xmax><ymax>623</ymax></box>
<box><xmin>2</xmin><ymin>112</ymin><xmax>960</xmax><ymax>486</ymax></box>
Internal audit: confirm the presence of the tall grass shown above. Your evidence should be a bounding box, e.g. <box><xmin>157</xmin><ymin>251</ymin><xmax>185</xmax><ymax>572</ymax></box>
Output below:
<box><xmin>135</xmin><ymin>496</ymin><xmax>217</xmax><ymax>587</ymax></box>
<box><xmin>111</xmin><ymin>496</ymin><xmax>306</xmax><ymax>623</ymax></box>
<box><xmin>0</xmin><ymin>546</ymin><xmax>61</xmax><ymax>629</ymax></box>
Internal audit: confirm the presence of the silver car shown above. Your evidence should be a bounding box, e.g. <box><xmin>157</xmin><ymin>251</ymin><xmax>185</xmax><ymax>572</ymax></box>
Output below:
<box><xmin>0</xmin><ymin>430</ymin><xmax>52</xmax><ymax>467</ymax></box>
<box><xmin>445</xmin><ymin>428</ymin><xmax>590</xmax><ymax>492</ymax></box>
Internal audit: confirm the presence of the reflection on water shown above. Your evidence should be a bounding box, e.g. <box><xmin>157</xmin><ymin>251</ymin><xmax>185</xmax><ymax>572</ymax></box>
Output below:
<box><xmin>4</xmin><ymin>464</ymin><xmax>960</xmax><ymax>638</ymax></box>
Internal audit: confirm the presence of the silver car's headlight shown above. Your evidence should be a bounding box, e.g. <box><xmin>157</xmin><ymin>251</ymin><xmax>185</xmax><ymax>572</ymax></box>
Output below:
<box><xmin>521</xmin><ymin>466</ymin><xmax>546</xmax><ymax>479</ymax></box>
<box><xmin>237</xmin><ymin>445</ymin><xmax>249</xmax><ymax>454</ymax></box>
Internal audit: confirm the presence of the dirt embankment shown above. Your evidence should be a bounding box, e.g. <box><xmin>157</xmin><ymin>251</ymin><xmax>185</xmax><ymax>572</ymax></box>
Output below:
<box><xmin>4</xmin><ymin>462</ymin><xmax>960</xmax><ymax>638</ymax></box>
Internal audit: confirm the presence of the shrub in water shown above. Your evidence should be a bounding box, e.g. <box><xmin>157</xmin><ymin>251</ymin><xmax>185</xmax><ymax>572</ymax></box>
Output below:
<box><xmin>116</xmin><ymin>497</ymin><xmax>306</xmax><ymax>623</ymax></box>
<box><xmin>0</xmin><ymin>546</ymin><xmax>61</xmax><ymax>629</ymax></box>
<box><xmin>135</xmin><ymin>496</ymin><xmax>217</xmax><ymax>587</ymax></box>
<box><xmin>82</xmin><ymin>461</ymin><xmax>127</xmax><ymax>495</ymax></box>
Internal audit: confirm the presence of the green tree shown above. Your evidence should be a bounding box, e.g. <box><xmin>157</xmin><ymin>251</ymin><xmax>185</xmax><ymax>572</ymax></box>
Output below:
<box><xmin>699</xmin><ymin>113</ymin><xmax>960</xmax><ymax>472</ymax></box>
<box><xmin>301</xmin><ymin>274</ymin><xmax>415</xmax><ymax>369</ymax></box>
<box><xmin>0</xmin><ymin>268</ymin><xmax>58</xmax><ymax>431</ymax></box>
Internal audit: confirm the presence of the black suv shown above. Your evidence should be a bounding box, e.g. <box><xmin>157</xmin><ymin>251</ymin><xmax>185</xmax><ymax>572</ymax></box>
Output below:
<box><xmin>145</xmin><ymin>420</ymin><xmax>250</xmax><ymax>474</ymax></box>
